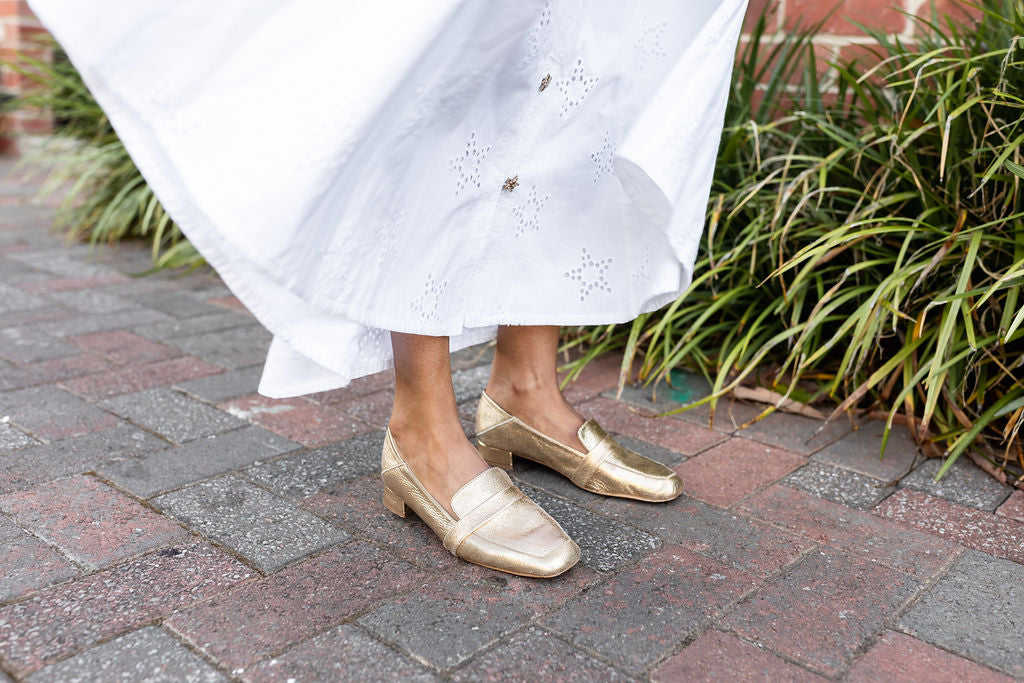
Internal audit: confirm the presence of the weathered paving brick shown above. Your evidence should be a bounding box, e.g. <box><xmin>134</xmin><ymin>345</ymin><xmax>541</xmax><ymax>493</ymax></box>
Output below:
<box><xmin>594</xmin><ymin>494</ymin><xmax>815</xmax><ymax>578</ymax></box>
<box><xmin>67</xmin><ymin>329</ymin><xmax>179</xmax><ymax>367</ymax></box>
<box><xmin>996</xmin><ymin>490</ymin><xmax>1024</xmax><ymax>523</ymax></box>
<box><xmin>811</xmin><ymin>420</ymin><xmax>921</xmax><ymax>482</ymax></box>
<box><xmin>133</xmin><ymin>311</ymin><xmax>255</xmax><ymax>341</ymax></box>
<box><xmin>781</xmin><ymin>461</ymin><xmax>896</xmax><ymax>510</ymax></box>
<box><xmin>652</xmin><ymin>630</ymin><xmax>826</xmax><ymax>682</ymax></box>
<box><xmin>0</xmin><ymin>353</ymin><xmax>110</xmax><ymax>392</ymax></box>
<box><xmin>242</xmin><ymin>623</ymin><xmax>436</xmax><ymax>682</ymax></box>
<box><xmin>452</xmin><ymin>626</ymin><xmax>628</xmax><ymax>682</ymax></box>
<box><xmin>243</xmin><ymin>430</ymin><xmax>383</xmax><ymax>500</ymax></box>
<box><xmin>19</xmin><ymin>274</ymin><xmax>130</xmax><ymax>295</ymax></box>
<box><xmin>0</xmin><ymin>386</ymin><xmax>118</xmax><ymax>441</ymax></box>
<box><xmin>206</xmin><ymin>294</ymin><xmax>249</xmax><ymax>313</ymax></box>
<box><xmin>25</xmin><ymin>626</ymin><xmax>227</xmax><ymax>683</ymax></box>
<box><xmin>898</xmin><ymin>550</ymin><xmax>1024</xmax><ymax>677</ymax></box>
<box><xmin>329</xmin><ymin>388</ymin><xmax>394</xmax><ymax>429</ymax></box>
<box><xmin>0</xmin><ymin>539</ymin><xmax>252</xmax><ymax>677</ymax></box>
<box><xmin>723</xmin><ymin>548</ymin><xmax>919</xmax><ymax>677</ymax></box>
<box><xmin>898</xmin><ymin>457</ymin><xmax>1012</xmax><ymax>511</ymax></box>
<box><xmin>0</xmin><ymin>305</ymin><xmax>75</xmax><ymax>331</ymax></box>
<box><xmin>129</xmin><ymin>289</ymin><xmax>226</xmax><ymax>319</ymax></box>
<box><xmin>577</xmin><ymin>397</ymin><xmax>725</xmax><ymax>455</ymax></box>
<box><xmin>45</xmin><ymin>289</ymin><xmax>139</xmax><ymax>315</ymax></box>
<box><xmin>0</xmin><ymin>474</ymin><xmax>188</xmax><ymax>570</ymax></box>
<box><xmin>97</xmin><ymin>426</ymin><xmax>299</xmax><ymax>499</ymax></box>
<box><xmin>0</xmin><ymin>282</ymin><xmax>49</xmax><ymax>313</ymax></box>
<box><xmin>605</xmin><ymin>380</ymin><xmax>763</xmax><ymax>433</ymax></box>
<box><xmin>0</xmin><ymin>423</ymin><xmax>170</xmax><ymax>494</ymax></box>
<box><xmin>175</xmin><ymin>366</ymin><xmax>262</xmax><ymax>403</ymax></box>
<box><xmin>220</xmin><ymin>394</ymin><xmax>369</xmax><ymax>447</ymax></box>
<box><xmin>674</xmin><ymin>438</ymin><xmax>806</xmax><ymax>507</ymax></box>
<box><xmin>451</xmin><ymin>364</ymin><xmax>491</xmax><ymax>405</ymax></box>
<box><xmin>153</xmin><ymin>476</ymin><xmax>348</xmax><ymax>572</ymax></box>
<box><xmin>167</xmin><ymin>541</ymin><xmax>426</xmax><ymax>671</ymax></box>
<box><xmin>736</xmin><ymin>410</ymin><xmax>854</xmax><ymax>456</ymax></box>
<box><xmin>740</xmin><ymin>485</ymin><xmax>955</xmax><ymax>579</ymax></box>
<box><xmin>0</xmin><ymin>534</ymin><xmax>79</xmax><ymax>603</ymax></box>
<box><xmin>543</xmin><ymin>545</ymin><xmax>758</xmax><ymax>675</ymax></box>
<box><xmin>62</xmin><ymin>356</ymin><xmax>225</xmax><ymax>400</ymax></box>
<box><xmin>450</xmin><ymin>342</ymin><xmax>494</xmax><ymax>371</ymax></box>
<box><xmin>522</xmin><ymin>485</ymin><xmax>660</xmax><ymax>573</ymax></box>
<box><xmin>845</xmin><ymin>630</ymin><xmax>1013</xmax><ymax>683</ymax></box>
<box><xmin>0</xmin><ymin>421</ymin><xmax>36</xmax><ymax>453</ymax></box>
<box><xmin>309</xmin><ymin>369</ymin><xmax>395</xmax><ymax>404</ymax></box>
<box><xmin>30</xmin><ymin>308</ymin><xmax>171</xmax><ymax>338</ymax></box>
<box><xmin>0</xmin><ymin>327</ymin><xmax>79</xmax><ymax>364</ymax></box>
<box><xmin>100</xmin><ymin>388</ymin><xmax>245</xmax><ymax>443</ymax></box>
<box><xmin>303</xmin><ymin>475</ymin><xmax>457</xmax><ymax>571</ymax></box>
<box><xmin>357</xmin><ymin>573</ymin><xmax>535</xmax><ymax>670</ymax></box>
<box><xmin>5</xmin><ymin>248</ymin><xmax>123</xmax><ymax>279</ymax></box>
<box><xmin>165</xmin><ymin>325</ymin><xmax>271</xmax><ymax>369</ymax></box>
<box><xmin>874</xmin><ymin>489</ymin><xmax>1024</xmax><ymax>565</ymax></box>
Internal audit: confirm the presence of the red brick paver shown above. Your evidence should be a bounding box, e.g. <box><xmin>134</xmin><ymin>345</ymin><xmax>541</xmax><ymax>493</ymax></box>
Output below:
<box><xmin>219</xmin><ymin>394</ymin><xmax>371</xmax><ymax>447</ymax></box>
<box><xmin>652</xmin><ymin>630</ymin><xmax>826</xmax><ymax>682</ymax></box>
<box><xmin>674</xmin><ymin>438</ymin><xmax>806</xmax><ymax>507</ymax></box>
<box><xmin>846</xmin><ymin>631</ymin><xmax>1014</xmax><ymax>682</ymax></box>
<box><xmin>67</xmin><ymin>329</ymin><xmax>178</xmax><ymax>366</ymax></box>
<box><xmin>61</xmin><ymin>356</ymin><xmax>224</xmax><ymax>400</ymax></box>
<box><xmin>579</xmin><ymin>397</ymin><xmax>725</xmax><ymax>455</ymax></box>
<box><xmin>0</xmin><ymin>475</ymin><xmax>188</xmax><ymax>569</ymax></box>
<box><xmin>875</xmin><ymin>489</ymin><xmax>1024</xmax><ymax>565</ymax></box>
<box><xmin>740</xmin><ymin>485</ymin><xmax>956</xmax><ymax>579</ymax></box>
<box><xmin>996</xmin><ymin>490</ymin><xmax>1024</xmax><ymax>523</ymax></box>
<box><xmin>0</xmin><ymin>540</ymin><xmax>251</xmax><ymax>677</ymax></box>
<box><xmin>167</xmin><ymin>541</ymin><xmax>426</xmax><ymax>671</ymax></box>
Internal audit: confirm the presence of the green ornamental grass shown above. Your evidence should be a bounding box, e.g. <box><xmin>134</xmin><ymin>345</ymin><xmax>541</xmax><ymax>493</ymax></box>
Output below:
<box><xmin>564</xmin><ymin>0</ymin><xmax>1024</xmax><ymax>485</ymax></box>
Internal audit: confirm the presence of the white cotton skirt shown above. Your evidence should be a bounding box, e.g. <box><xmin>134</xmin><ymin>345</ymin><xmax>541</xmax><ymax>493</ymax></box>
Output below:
<box><xmin>28</xmin><ymin>0</ymin><xmax>748</xmax><ymax>397</ymax></box>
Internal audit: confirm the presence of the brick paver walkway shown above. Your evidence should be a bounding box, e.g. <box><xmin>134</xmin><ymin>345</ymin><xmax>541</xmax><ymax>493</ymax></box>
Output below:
<box><xmin>1</xmin><ymin>158</ymin><xmax>1022</xmax><ymax>681</ymax></box>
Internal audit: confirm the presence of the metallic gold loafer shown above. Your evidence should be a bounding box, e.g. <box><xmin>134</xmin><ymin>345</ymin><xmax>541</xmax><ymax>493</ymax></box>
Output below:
<box><xmin>475</xmin><ymin>391</ymin><xmax>684</xmax><ymax>503</ymax></box>
<box><xmin>379</xmin><ymin>428</ymin><xmax>580</xmax><ymax>578</ymax></box>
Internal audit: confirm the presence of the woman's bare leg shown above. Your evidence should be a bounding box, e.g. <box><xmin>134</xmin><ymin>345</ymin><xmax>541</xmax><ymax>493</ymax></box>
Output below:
<box><xmin>485</xmin><ymin>325</ymin><xmax>587</xmax><ymax>452</ymax></box>
<box><xmin>388</xmin><ymin>331</ymin><xmax>488</xmax><ymax>517</ymax></box>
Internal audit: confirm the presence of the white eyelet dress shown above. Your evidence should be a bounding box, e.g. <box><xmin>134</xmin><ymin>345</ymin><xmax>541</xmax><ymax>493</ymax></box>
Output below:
<box><xmin>28</xmin><ymin>0</ymin><xmax>749</xmax><ymax>398</ymax></box>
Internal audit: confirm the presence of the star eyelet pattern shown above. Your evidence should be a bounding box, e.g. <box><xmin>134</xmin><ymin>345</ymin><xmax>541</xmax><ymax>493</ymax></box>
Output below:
<box><xmin>564</xmin><ymin>248</ymin><xmax>613</xmax><ymax>302</ymax></box>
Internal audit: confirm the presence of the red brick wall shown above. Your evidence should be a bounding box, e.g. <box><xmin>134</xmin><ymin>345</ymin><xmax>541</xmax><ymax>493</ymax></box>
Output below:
<box><xmin>0</xmin><ymin>0</ymin><xmax>51</xmax><ymax>153</ymax></box>
<box><xmin>743</xmin><ymin>0</ymin><xmax>981</xmax><ymax>80</ymax></box>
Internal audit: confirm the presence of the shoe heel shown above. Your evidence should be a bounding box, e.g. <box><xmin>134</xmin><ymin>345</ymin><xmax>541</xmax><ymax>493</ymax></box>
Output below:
<box><xmin>477</xmin><ymin>442</ymin><xmax>514</xmax><ymax>470</ymax></box>
<box><xmin>382</xmin><ymin>486</ymin><xmax>407</xmax><ymax>518</ymax></box>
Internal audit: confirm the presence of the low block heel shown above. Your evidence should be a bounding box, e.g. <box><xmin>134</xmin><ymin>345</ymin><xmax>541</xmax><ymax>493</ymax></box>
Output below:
<box><xmin>477</xmin><ymin>442</ymin><xmax>514</xmax><ymax>470</ymax></box>
<box><xmin>382</xmin><ymin>486</ymin><xmax>407</xmax><ymax>518</ymax></box>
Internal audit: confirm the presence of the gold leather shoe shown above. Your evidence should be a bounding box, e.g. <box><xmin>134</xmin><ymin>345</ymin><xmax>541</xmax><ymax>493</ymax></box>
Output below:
<box><xmin>475</xmin><ymin>391</ymin><xmax>684</xmax><ymax>503</ymax></box>
<box><xmin>379</xmin><ymin>428</ymin><xmax>580</xmax><ymax>578</ymax></box>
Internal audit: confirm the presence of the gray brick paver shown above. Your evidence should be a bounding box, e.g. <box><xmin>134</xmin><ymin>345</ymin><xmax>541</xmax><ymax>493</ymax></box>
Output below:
<box><xmin>99</xmin><ymin>387</ymin><xmax>245</xmax><ymax>443</ymax></box>
<box><xmin>25</xmin><ymin>626</ymin><xmax>227</xmax><ymax>683</ymax></box>
<box><xmin>899</xmin><ymin>457</ymin><xmax>1012</xmax><ymax>511</ymax></box>
<box><xmin>898</xmin><ymin>550</ymin><xmax>1024</xmax><ymax>677</ymax></box>
<box><xmin>97</xmin><ymin>426</ymin><xmax>300</xmax><ymax>498</ymax></box>
<box><xmin>153</xmin><ymin>475</ymin><xmax>349</xmax><ymax>572</ymax></box>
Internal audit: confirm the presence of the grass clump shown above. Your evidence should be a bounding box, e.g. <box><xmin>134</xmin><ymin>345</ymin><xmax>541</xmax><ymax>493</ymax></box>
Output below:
<box><xmin>564</xmin><ymin>0</ymin><xmax>1024</xmax><ymax>484</ymax></box>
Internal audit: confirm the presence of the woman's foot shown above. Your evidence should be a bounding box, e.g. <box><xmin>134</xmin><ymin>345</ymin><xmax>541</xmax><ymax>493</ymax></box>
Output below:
<box><xmin>385</xmin><ymin>417</ymin><xmax>488</xmax><ymax>518</ymax></box>
<box><xmin>483</xmin><ymin>377</ymin><xmax>586</xmax><ymax>452</ymax></box>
